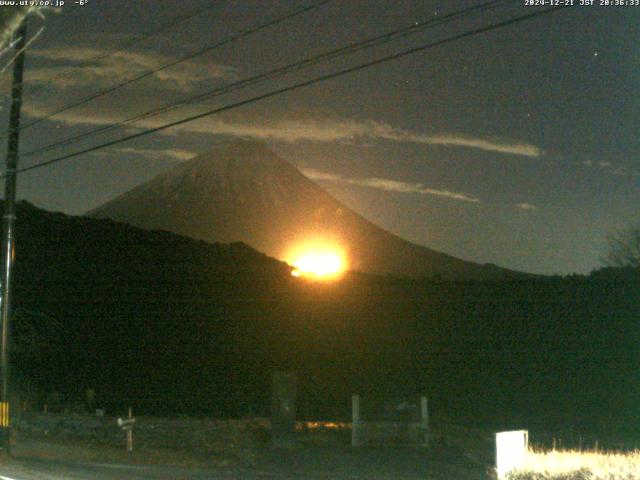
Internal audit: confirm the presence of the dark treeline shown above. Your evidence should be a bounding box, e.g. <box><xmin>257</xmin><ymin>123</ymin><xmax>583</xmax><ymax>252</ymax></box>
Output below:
<box><xmin>8</xmin><ymin>202</ymin><xmax>640</xmax><ymax>437</ymax></box>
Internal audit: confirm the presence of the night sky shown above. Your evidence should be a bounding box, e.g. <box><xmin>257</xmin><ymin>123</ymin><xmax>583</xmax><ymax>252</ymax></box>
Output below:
<box><xmin>1</xmin><ymin>0</ymin><xmax>638</xmax><ymax>275</ymax></box>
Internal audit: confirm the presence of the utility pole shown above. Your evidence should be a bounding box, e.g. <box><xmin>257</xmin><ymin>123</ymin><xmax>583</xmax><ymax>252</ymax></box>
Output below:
<box><xmin>0</xmin><ymin>17</ymin><xmax>28</xmax><ymax>454</ymax></box>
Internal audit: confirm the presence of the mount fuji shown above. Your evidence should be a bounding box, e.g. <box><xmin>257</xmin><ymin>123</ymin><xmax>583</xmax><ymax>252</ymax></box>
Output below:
<box><xmin>88</xmin><ymin>140</ymin><xmax>526</xmax><ymax>280</ymax></box>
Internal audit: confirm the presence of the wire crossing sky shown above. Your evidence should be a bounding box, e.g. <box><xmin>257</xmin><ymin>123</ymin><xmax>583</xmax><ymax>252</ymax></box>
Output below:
<box><xmin>19</xmin><ymin>0</ymin><xmax>511</xmax><ymax>160</ymax></box>
<box><xmin>11</xmin><ymin>4</ymin><xmax>566</xmax><ymax>176</ymax></box>
<box><xmin>2</xmin><ymin>0</ymin><xmax>638</xmax><ymax>275</ymax></box>
<box><xmin>9</xmin><ymin>0</ymin><xmax>331</xmax><ymax>135</ymax></box>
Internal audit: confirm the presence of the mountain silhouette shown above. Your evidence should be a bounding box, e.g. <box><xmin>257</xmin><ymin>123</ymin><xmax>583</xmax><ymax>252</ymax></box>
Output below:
<box><xmin>88</xmin><ymin>140</ymin><xmax>527</xmax><ymax>280</ymax></box>
<box><xmin>7</xmin><ymin>201</ymin><xmax>640</xmax><ymax>430</ymax></box>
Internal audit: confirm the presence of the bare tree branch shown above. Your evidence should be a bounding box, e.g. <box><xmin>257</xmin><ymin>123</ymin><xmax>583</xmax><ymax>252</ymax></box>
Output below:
<box><xmin>604</xmin><ymin>226</ymin><xmax>640</xmax><ymax>268</ymax></box>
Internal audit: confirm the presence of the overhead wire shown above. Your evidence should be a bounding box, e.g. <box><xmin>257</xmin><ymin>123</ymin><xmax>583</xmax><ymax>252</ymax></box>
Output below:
<box><xmin>5</xmin><ymin>0</ymin><xmax>333</xmax><ymax>137</ymax></box>
<box><xmin>57</xmin><ymin>0</ymin><xmax>220</xmax><ymax>70</ymax></box>
<box><xmin>8</xmin><ymin>5</ymin><xmax>570</xmax><ymax>177</ymax></box>
<box><xmin>21</xmin><ymin>0</ymin><xmax>510</xmax><ymax>160</ymax></box>
<box><xmin>2</xmin><ymin>1</ymin><xmax>222</xmax><ymax>119</ymax></box>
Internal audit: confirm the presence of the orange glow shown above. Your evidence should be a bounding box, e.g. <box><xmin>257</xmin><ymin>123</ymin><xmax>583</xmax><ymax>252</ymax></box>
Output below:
<box><xmin>285</xmin><ymin>240</ymin><xmax>347</xmax><ymax>280</ymax></box>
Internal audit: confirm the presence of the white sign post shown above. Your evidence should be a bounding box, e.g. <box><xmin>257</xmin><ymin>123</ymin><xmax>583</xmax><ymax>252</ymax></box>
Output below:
<box><xmin>495</xmin><ymin>430</ymin><xmax>528</xmax><ymax>479</ymax></box>
<box><xmin>117</xmin><ymin>407</ymin><xmax>136</xmax><ymax>453</ymax></box>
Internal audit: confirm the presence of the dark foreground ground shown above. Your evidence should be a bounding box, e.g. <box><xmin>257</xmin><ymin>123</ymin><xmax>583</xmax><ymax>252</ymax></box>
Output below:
<box><xmin>0</xmin><ymin>436</ymin><xmax>489</xmax><ymax>479</ymax></box>
<box><xmin>0</xmin><ymin>414</ymin><xmax>495</xmax><ymax>479</ymax></box>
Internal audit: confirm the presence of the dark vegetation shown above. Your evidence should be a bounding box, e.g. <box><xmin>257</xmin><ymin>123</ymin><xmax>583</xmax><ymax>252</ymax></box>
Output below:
<box><xmin>8</xmin><ymin>202</ymin><xmax>640</xmax><ymax>439</ymax></box>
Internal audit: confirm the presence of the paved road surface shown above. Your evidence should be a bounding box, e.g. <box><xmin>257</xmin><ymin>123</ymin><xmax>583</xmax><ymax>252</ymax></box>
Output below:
<box><xmin>0</xmin><ymin>445</ymin><xmax>488</xmax><ymax>479</ymax></box>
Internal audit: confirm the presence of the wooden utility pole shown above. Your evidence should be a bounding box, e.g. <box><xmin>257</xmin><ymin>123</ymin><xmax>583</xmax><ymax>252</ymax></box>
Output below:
<box><xmin>0</xmin><ymin>16</ymin><xmax>28</xmax><ymax>454</ymax></box>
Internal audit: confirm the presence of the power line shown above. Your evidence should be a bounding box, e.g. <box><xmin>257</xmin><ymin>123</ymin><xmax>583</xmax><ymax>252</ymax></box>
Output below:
<box><xmin>21</xmin><ymin>0</ymin><xmax>509</xmax><ymax>159</ymax></box>
<box><xmin>8</xmin><ymin>0</ymin><xmax>332</xmax><ymax>137</ymax></box>
<box><xmin>50</xmin><ymin>0</ymin><xmax>221</xmax><ymax>77</ymax></box>
<box><xmin>9</xmin><ymin>5</ymin><xmax>569</xmax><ymax>177</ymax></box>
<box><xmin>9</xmin><ymin>1</ymin><xmax>222</xmax><ymax>111</ymax></box>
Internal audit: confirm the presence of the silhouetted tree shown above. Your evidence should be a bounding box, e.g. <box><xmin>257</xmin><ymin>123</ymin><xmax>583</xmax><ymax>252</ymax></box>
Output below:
<box><xmin>604</xmin><ymin>226</ymin><xmax>640</xmax><ymax>268</ymax></box>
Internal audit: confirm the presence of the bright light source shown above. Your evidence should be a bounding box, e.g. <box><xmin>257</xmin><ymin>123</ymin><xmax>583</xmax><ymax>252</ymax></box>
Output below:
<box><xmin>285</xmin><ymin>240</ymin><xmax>347</xmax><ymax>280</ymax></box>
<box><xmin>495</xmin><ymin>430</ymin><xmax>528</xmax><ymax>479</ymax></box>
<box><xmin>294</xmin><ymin>252</ymin><xmax>342</xmax><ymax>277</ymax></box>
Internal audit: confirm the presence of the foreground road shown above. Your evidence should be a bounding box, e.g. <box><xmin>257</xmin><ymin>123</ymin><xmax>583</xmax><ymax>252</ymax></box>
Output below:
<box><xmin>1</xmin><ymin>458</ymin><xmax>254</xmax><ymax>479</ymax></box>
<box><xmin>0</xmin><ymin>444</ymin><xmax>488</xmax><ymax>479</ymax></box>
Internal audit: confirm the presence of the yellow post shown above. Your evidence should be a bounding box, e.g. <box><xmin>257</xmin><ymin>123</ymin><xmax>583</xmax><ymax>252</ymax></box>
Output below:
<box><xmin>0</xmin><ymin>402</ymin><xmax>8</xmax><ymax>427</ymax></box>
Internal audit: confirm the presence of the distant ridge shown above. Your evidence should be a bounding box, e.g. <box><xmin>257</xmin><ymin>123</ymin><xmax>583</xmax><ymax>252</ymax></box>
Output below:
<box><xmin>88</xmin><ymin>140</ymin><xmax>529</xmax><ymax>280</ymax></box>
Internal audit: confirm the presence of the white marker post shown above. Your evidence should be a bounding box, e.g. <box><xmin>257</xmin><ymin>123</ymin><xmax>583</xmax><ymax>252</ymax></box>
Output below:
<box><xmin>117</xmin><ymin>407</ymin><xmax>135</xmax><ymax>453</ymax></box>
<box><xmin>495</xmin><ymin>430</ymin><xmax>528</xmax><ymax>479</ymax></box>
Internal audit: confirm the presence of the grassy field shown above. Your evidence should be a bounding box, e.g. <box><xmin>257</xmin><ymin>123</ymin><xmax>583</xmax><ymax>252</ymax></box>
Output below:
<box><xmin>507</xmin><ymin>449</ymin><xmax>640</xmax><ymax>480</ymax></box>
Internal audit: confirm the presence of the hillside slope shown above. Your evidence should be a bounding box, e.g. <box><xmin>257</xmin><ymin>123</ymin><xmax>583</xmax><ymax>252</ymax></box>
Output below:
<box><xmin>5</xmin><ymin>201</ymin><xmax>640</xmax><ymax>434</ymax></box>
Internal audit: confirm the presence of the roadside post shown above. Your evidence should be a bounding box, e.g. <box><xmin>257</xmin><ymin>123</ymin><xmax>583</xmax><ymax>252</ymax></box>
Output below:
<box><xmin>271</xmin><ymin>371</ymin><xmax>297</xmax><ymax>447</ymax></box>
<box><xmin>117</xmin><ymin>407</ymin><xmax>135</xmax><ymax>453</ymax></box>
<box><xmin>351</xmin><ymin>394</ymin><xmax>360</xmax><ymax>447</ymax></box>
<box><xmin>420</xmin><ymin>396</ymin><xmax>429</xmax><ymax>446</ymax></box>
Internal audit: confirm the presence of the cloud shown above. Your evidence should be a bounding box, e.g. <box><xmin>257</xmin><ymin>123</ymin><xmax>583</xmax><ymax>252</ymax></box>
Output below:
<box><xmin>516</xmin><ymin>203</ymin><xmax>537</xmax><ymax>211</ymax></box>
<box><xmin>22</xmin><ymin>97</ymin><xmax>540</xmax><ymax>159</ymax></box>
<box><xmin>176</xmin><ymin>117</ymin><xmax>541</xmax><ymax>157</ymax></box>
<box><xmin>27</xmin><ymin>45</ymin><xmax>236</xmax><ymax>90</ymax></box>
<box><xmin>582</xmin><ymin>159</ymin><xmax>633</xmax><ymax>178</ymax></box>
<box><xmin>301</xmin><ymin>169</ymin><xmax>342</xmax><ymax>182</ymax></box>
<box><xmin>380</xmin><ymin>130</ymin><xmax>541</xmax><ymax>157</ymax></box>
<box><xmin>111</xmin><ymin>148</ymin><xmax>196</xmax><ymax>162</ymax></box>
<box><xmin>302</xmin><ymin>168</ymin><xmax>480</xmax><ymax>203</ymax></box>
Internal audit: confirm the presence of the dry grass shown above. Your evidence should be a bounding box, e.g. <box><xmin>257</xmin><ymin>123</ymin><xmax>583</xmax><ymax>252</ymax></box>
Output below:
<box><xmin>507</xmin><ymin>449</ymin><xmax>640</xmax><ymax>480</ymax></box>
